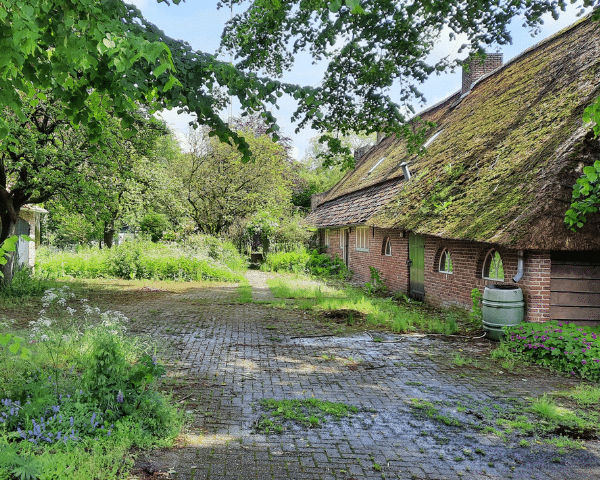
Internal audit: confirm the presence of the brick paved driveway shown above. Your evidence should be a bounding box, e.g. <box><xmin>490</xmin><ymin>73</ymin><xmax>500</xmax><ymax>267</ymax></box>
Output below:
<box><xmin>126</xmin><ymin>272</ymin><xmax>600</xmax><ymax>480</ymax></box>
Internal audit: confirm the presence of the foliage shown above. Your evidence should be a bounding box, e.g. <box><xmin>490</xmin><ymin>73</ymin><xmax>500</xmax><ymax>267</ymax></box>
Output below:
<box><xmin>364</xmin><ymin>266</ymin><xmax>387</xmax><ymax>295</ymax></box>
<box><xmin>0</xmin><ymin>287</ymin><xmax>181</xmax><ymax>479</ymax></box>
<box><xmin>221</xmin><ymin>0</ymin><xmax>600</xmax><ymax>164</ymax></box>
<box><xmin>470</xmin><ymin>288</ymin><xmax>483</xmax><ymax>326</ymax></box>
<box><xmin>36</xmin><ymin>238</ymin><xmax>246</xmax><ymax>283</ymax></box>
<box><xmin>565</xmin><ymin>159</ymin><xmax>600</xmax><ymax>230</ymax></box>
<box><xmin>0</xmin><ymin>268</ymin><xmax>58</xmax><ymax>298</ymax></box>
<box><xmin>500</xmin><ymin>321</ymin><xmax>600</xmax><ymax>382</ymax></box>
<box><xmin>140</xmin><ymin>213</ymin><xmax>169</xmax><ymax>242</ymax></box>
<box><xmin>266</xmin><ymin>275</ymin><xmax>462</xmax><ymax>335</ymax></box>
<box><xmin>176</xmin><ymin>127</ymin><xmax>293</xmax><ymax>235</ymax></box>
<box><xmin>261</xmin><ymin>248</ymin><xmax>349</xmax><ymax>279</ymax></box>
<box><xmin>0</xmin><ymin>236</ymin><xmax>19</xmax><ymax>279</ymax></box>
<box><xmin>39</xmin><ymin>109</ymin><xmax>174</xmax><ymax>249</ymax></box>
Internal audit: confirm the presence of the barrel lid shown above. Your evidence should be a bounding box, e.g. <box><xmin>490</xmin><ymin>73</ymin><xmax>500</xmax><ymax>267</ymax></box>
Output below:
<box><xmin>483</xmin><ymin>284</ymin><xmax>523</xmax><ymax>301</ymax></box>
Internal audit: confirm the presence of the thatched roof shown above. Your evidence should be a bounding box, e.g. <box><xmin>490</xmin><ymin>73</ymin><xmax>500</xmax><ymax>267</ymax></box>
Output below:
<box><xmin>304</xmin><ymin>179</ymin><xmax>402</xmax><ymax>227</ymax></box>
<box><xmin>307</xmin><ymin>16</ymin><xmax>600</xmax><ymax>250</ymax></box>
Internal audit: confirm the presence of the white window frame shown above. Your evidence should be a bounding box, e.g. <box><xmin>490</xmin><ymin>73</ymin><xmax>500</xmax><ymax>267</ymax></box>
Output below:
<box><xmin>324</xmin><ymin>229</ymin><xmax>330</xmax><ymax>247</ymax></box>
<box><xmin>439</xmin><ymin>248</ymin><xmax>453</xmax><ymax>274</ymax></box>
<box><xmin>356</xmin><ymin>226</ymin><xmax>369</xmax><ymax>252</ymax></box>
<box><xmin>383</xmin><ymin>237</ymin><xmax>392</xmax><ymax>256</ymax></box>
<box><xmin>483</xmin><ymin>249</ymin><xmax>504</xmax><ymax>281</ymax></box>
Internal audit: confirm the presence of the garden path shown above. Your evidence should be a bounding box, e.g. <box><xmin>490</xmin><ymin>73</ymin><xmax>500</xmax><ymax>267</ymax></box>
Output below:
<box><xmin>117</xmin><ymin>272</ymin><xmax>600</xmax><ymax>480</ymax></box>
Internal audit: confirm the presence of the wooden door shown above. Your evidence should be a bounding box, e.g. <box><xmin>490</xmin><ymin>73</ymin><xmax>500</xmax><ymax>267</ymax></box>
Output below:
<box><xmin>343</xmin><ymin>229</ymin><xmax>350</xmax><ymax>267</ymax></box>
<box><xmin>409</xmin><ymin>232</ymin><xmax>425</xmax><ymax>301</ymax></box>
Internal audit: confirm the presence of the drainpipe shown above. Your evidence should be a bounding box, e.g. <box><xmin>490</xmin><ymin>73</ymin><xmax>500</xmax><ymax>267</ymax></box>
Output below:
<box><xmin>400</xmin><ymin>162</ymin><xmax>411</xmax><ymax>180</ymax></box>
<box><xmin>512</xmin><ymin>250</ymin><xmax>524</xmax><ymax>283</ymax></box>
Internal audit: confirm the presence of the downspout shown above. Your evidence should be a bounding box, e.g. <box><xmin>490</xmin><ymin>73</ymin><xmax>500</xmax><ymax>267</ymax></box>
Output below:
<box><xmin>512</xmin><ymin>250</ymin><xmax>524</xmax><ymax>283</ymax></box>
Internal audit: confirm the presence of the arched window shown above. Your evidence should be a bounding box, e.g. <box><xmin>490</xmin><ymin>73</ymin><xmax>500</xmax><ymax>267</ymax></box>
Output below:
<box><xmin>439</xmin><ymin>248</ymin><xmax>453</xmax><ymax>274</ymax></box>
<box><xmin>483</xmin><ymin>250</ymin><xmax>504</xmax><ymax>281</ymax></box>
<box><xmin>382</xmin><ymin>237</ymin><xmax>392</xmax><ymax>256</ymax></box>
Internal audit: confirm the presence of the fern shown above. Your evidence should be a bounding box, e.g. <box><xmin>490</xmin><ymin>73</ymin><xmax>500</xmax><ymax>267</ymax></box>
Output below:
<box><xmin>0</xmin><ymin>442</ymin><xmax>41</xmax><ymax>480</ymax></box>
<box><xmin>11</xmin><ymin>460</ymin><xmax>41</xmax><ymax>480</ymax></box>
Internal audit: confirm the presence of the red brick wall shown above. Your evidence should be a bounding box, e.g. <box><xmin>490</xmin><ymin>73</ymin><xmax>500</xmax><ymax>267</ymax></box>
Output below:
<box><xmin>346</xmin><ymin>227</ymin><xmax>409</xmax><ymax>293</ymax></box>
<box><xmin>425</xmin><ymin>236</ymin><xmax>550</xmax><ymax>323</ymax></box>
<box><xmin>462</xmin><ymin>53</ymin><xmax>503</xmax><ymax>94</ymax></box>
<box><xmin>319</xmin><ymin>228</ymin><xmax>552</xmax><ymax>323</ymax></box>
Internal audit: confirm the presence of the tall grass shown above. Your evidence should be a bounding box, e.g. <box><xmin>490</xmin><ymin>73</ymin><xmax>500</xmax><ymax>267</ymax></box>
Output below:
<box><xmin>0</xmin><ymin>286</ymin><xmax>181</xmax><ymax>479</ymax></box>
<box><xmin>37</xmin><ymin>237</ymin><xmax>247</xmax><ymax>283</ymax></box>
<box><xmin>262</xmin><ymin>248</ymin><xmax>349</xmax><ymax>279</ymax></box>
<box><xmin>267</xmin><ymin>276</ymin><xmax>461</xmax><ymax>335</ymax></box>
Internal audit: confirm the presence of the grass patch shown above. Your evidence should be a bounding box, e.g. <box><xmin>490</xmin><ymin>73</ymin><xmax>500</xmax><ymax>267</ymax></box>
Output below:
<box><xmin>237</xmin><ymin>285</ymin><xmax>253</xmax><ymax>303</ymax></box>
<box><xmin>254</xmin><ymin>398</ymin><xmax>359</xmax><ymax>433</ymax></box>
<box><xmin>37</xmin><ymin>236</ymin><xmax>247</xmax><ymax>283</ymax></box>
<box><xmin>561</xmin><ymin>384</ymin><xmax>600</xmax><ymax>406</ymax></box>
<box><xmin>266</xmin><ymin>275</ymin><xmax>467</xmax><ymax>335</ymax></box>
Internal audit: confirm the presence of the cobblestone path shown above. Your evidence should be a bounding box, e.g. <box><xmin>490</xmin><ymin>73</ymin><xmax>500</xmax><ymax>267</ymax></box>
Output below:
<box><xmin>126</xmin><ymin>272</ymin><xmax>600</xmax><ymax>480</ymax></box>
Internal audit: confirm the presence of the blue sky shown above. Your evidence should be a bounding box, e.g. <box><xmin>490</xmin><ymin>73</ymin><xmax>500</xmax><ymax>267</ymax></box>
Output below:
<box><xmin>130</xmin><ymin>1</ymin><xmax>588</xmax><ymax>159</ymax></box>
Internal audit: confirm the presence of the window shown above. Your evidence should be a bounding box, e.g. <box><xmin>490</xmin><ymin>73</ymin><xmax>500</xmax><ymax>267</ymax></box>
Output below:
<box><xmin>382</xmin><ymin>237</ymin><xmax>392</xmax><ymax>256</ymax></box>
<box><xmin>324</xmin><ymin>229</ymin><xmax>330</xmax><ymax>247</ymax></box>
<box><xmin>439</xmin><ymin>248</ymin><xmax>453</xmax><ymax>273</ymax></box>
<box><xmin>483</xmin><ymin>250</ymin><xmax>504</xmax><ymax>281</ymax></box>
<box><xmin>356</xmin><ymin>226</ymin><xmax>369</xmax><ymax>251</ymax></box>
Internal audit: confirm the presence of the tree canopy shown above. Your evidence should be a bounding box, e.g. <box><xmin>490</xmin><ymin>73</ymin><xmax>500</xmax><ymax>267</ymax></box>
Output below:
<box><xmin>176</xmin><ymin>126</ymin><xmax>292</xmax><ymax>235</ymax></box>
<box><xmin>1</xmin><ymin>0</ymin><xmax>599</xmax><ymax>236</ymax></box>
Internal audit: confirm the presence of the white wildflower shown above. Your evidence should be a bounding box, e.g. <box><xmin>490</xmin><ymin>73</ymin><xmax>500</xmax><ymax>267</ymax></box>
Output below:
<box><xmin>66</xmin><ymin>307</ymin><xmax>76</xmax><ymax>316</ymax></box>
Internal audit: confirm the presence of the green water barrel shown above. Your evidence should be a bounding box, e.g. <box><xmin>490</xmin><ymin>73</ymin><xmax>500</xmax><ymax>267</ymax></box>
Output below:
<box><xmin>482</xmin><ymin>285</ymin><xmax>524</xmax><ymax>341</ymax></box>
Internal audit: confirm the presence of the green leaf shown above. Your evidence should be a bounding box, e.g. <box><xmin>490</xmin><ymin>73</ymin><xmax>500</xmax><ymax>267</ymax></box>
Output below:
<box><xmin>103</xmin><ymin>38</ymin><xmax>116</xmax><ymax>49</ymax></box>
<box><xmin>8</xmin><ymin>342</ymin><xmax>20</xmax><ymax>355</ymax></box>
<box><xmin>329</xmin><ymin>0</ymin><xmax>342</xmax><ymax>12</ymax></box>
<box><xmin>583</xmin><ymin>166</ymin><xmax>598</xmax><ymax>182</ymax></box>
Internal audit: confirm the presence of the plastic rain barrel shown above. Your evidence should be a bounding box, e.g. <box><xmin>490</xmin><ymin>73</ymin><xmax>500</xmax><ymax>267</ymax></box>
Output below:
<box><xmin>482</xmin><ymin>285</ymin><xmax>524</xmax><ymax>341</ymax></box>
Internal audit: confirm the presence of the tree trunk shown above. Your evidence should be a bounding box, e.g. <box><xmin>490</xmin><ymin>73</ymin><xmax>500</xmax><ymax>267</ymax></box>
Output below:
<box><xmin>0</xmin><ymin>211</ymin><xmax>18</xmax><ymax>286</ymax></box>
<box><xmin>104</xmin><ymin>221</ymin><xmax>116</xmax><ymax>249</ymax></box>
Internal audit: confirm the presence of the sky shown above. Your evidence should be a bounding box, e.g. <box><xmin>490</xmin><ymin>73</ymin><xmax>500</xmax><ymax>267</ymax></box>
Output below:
<box><xmin>129</xmin><ymin>1</ymin><xmax>589</xmax><ymax>160</ymax></box>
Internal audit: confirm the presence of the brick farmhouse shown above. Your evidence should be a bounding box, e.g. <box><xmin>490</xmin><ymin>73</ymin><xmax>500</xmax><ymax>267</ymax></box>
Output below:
<box><xmin>305</xmin><ymin>17</ymin><xmax>600</xmax><ymax>326</ymax></box>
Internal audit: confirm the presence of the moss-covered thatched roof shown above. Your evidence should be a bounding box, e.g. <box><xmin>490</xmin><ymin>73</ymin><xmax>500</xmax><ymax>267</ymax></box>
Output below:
<box><xmin>309</xmin><ymin>16</ymin><xmax>600</xmax><ymax>250</ymax></box>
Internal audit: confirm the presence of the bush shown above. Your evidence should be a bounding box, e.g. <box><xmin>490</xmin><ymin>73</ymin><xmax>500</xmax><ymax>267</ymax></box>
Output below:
<box><xmin>37</xmin><ymin>237</ymin><xmax>247</xmax><ymax>283</ymax></box>
<box><xmin>139</xmin><ymin>213</ymin><xmax>169</xmax><ymax>242</ymax></box>
<box><xmin>262</xmin><ymin>248</ymin><xmax>349</xmax><ymax>279</ymax></box>
<box><xmin>0</xmin><ymin>287</ymin><xmax>181</xmax><ymax>478</ymax></box>
<box><xmin>0</xmin><ymin>268</ymin><xmax>59</xmax><ymax>298</ymax></box>
<box><xmin>501</xmin><ymin>321</ymin><xmax>600</xmax><ymax>382</ymax></box>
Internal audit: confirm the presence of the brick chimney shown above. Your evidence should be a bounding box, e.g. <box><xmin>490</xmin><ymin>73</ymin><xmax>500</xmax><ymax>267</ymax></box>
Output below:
<box><xmin>462</xmin><ymin>53</ymin><xmax>503</xmax><ymax>94</ymax></box>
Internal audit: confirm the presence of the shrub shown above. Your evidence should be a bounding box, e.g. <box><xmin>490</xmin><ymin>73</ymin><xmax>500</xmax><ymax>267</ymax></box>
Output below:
<box><xmin>0</xmin><ymin>268</ymin><xmax>59</xmax><ymax>298</ymax></box>
<box><xmin>37</xmin><ymin>237</ymin><xmax>246</xmax><ymax>283</ymax></box>
<box><xmin>502</xmin><ymin>321</ymin><xmax>600</xmax><ymax>382</ymax></box>
<box><xmin>139</xmin><ymin>213</ymin><xmax>169</xmax><ymax>242</ymax></box>
<box><xmin>262</xmin><ymin>248</ymin><xmax>349</xmax><ymax>279</ymax></box>
<box><xmin>0</xmin><ymin>287</ymin><xmax>181</xmax><ymax>479</ymax></box>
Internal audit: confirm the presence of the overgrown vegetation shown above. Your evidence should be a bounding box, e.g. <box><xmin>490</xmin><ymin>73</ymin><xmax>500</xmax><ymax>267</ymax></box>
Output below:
<box><xmin>266</xmin><ymin>275</ymin><xmax>464</xmax><ymax>335</ymax></box>
<box><xmin>494</xmin><ymin>321</ymin><xmax>600</xmax><ymax>382</ymax></box>
<box><xmin>0</xmin><ymin>286</ymin><xmax>181</xmax><ymax>479</ymax></box>
<box><xmin>261</xmin><ymin>248</ymin><xmax>350</xmax><ymax>279</ymax></box>
<box><xmin>36</xmin><ymin>236</ymin><xmax>246</xmax><ymax>283</ymax></box>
